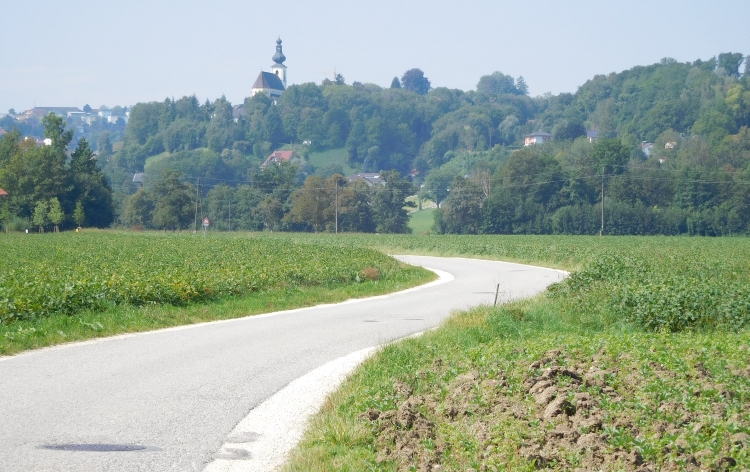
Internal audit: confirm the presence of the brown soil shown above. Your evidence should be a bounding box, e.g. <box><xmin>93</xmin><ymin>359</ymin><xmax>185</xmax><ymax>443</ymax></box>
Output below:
<box><xmin>360</xmin><ymin>348</ymin><xmax>750</xmax><ymax>471</ymax></box>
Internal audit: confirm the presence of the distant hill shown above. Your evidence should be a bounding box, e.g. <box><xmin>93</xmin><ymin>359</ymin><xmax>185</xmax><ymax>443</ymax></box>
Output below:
<box><xmin>90</xmin><ymin>54</ymin><xmax>750</xmax><ymax>235</ymax></box>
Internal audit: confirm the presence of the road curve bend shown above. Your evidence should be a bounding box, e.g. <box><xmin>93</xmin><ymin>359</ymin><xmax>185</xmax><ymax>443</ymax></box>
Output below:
<box><xmin>0</xmin><ymin>256</ymin><xmax>565</xmax><ymax>472</ymax></box>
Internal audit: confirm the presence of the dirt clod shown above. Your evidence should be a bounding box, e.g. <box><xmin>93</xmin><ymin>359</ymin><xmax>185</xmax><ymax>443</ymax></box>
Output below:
<box><xmin>362</xmin><ymin>345</ymin><xmax>749</xmax><ymax>471</ymax></box>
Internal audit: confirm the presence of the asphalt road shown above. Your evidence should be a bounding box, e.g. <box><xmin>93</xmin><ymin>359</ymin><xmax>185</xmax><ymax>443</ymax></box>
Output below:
<box><xmin>0</xmin><ymin>256</ymin><xmax>565</xmax><ymax>472</ymax></box>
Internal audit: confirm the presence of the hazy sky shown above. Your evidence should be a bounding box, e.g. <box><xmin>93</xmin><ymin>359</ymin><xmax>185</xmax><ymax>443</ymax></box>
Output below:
<box><xmin>1</xmin><ymin>0</ymin><xmax>748</xmax><ymax>113</ymax></box>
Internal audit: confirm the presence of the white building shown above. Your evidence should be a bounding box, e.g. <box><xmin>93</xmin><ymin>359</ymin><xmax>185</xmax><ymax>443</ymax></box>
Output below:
<box><xmin>251</xmin><ymin>38</ymin><xmax>287</xmax><ymax>102</ymax></box>
<box><xmin>524</xmin><ymin>131</ymin><xmax>553</xmax><ymax>146</ymax></box>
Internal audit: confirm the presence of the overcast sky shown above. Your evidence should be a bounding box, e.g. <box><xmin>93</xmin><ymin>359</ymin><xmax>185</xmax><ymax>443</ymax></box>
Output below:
<box><xmin>1</xmin><ymin>0</ymin><xmax>747</xmax><ymax>113</ymax></box>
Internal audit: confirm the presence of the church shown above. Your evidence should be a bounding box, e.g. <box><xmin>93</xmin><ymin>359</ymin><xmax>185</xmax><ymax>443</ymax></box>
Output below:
<box><xmin>251</xmin><ymin>38</ymin><xmax>288</xmax><ymax>102</ymax></box>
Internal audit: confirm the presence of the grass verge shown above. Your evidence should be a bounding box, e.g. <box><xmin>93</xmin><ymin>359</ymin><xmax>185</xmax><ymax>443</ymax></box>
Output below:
<box><xmin>0</xmin><ymin>261</ymin><xmax>434</xmax><ymax>357</ymax></box>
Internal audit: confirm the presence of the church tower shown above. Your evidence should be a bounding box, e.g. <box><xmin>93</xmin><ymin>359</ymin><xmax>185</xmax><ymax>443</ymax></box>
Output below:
<box><xmin>251</xmin><ymin>38</ymin><xmax>287</xmax><ymax>101</ymax></box>
<box><xmin>270</xmin><ymin>38</ymin><xmax>287</xmax><ymax>89</ymax></box>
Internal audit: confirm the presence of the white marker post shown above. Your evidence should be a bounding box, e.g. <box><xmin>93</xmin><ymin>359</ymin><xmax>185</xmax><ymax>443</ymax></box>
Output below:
<box><xmin>203</xmin><ymin>217</ymin><xmax>210</xmax><ymax>237</ymax></box>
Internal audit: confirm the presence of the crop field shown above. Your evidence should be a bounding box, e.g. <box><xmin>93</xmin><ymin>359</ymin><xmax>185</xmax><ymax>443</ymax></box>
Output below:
<box><xmin>276</xmin><ymin>234</ymin><xmax>750</xmax><ymax>471</ymax></box>
<box><xmin>0</xmin><ymin>232</ymin><xmax>433</xmax><ymax>354</ymax></box>
<box><xmin>0</xmin><ymin>233</ymin><xmax>410</xmax><ymax>323</ymax></box>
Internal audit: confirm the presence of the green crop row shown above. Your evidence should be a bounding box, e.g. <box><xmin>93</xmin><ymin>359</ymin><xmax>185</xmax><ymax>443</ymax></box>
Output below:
<box><xmin>0</xmin><ymin>233</ymin><xmax>402</xmax><ymax>323</ymax></box>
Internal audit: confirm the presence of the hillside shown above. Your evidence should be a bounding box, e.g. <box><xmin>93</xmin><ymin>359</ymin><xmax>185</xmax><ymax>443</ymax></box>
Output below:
<box><xmin>2</xmin><ymin>54</ymin><xmax>749</xmax><ymax>234</ymax></box>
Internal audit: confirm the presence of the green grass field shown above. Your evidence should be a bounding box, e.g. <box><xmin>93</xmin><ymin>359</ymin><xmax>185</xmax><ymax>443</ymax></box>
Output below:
<box><xmin>408</xmin><ymin>208</ymin><xmax>436</xmax><ymax>234</ymax></box>
<box><xmin>279</xmin><ymin>234</ymin><xmax>750</xmax><ymax>471</ymax></box>
<box><xmin>307</xmin><ymin>147</ymin><xmax>355</xmax><ymax>175</ymax></box>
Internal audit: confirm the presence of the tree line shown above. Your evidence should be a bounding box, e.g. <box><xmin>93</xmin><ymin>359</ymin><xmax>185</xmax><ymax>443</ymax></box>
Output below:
<box><xmin>434</xmin><ymin>130</ymin><xmax>750</xmax><ymax>236</ymax></box>
<box><xmin>0</xmin><ymin>114</ymin><xmax>114</xmax><ymax>232</ymax></box>
<box><xmin>121</xmin><ymin>168</ymin><xmax>414</xmax><ymax>233</ymax></box>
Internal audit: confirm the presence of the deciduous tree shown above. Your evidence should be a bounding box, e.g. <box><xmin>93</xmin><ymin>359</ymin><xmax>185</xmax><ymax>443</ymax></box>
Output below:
<box><xmin>372</xmin><ymin>170</ymin><xmax>414</xmax><ymax>233</ymax></box>
<box><xmin>401</xmin><ymin>69</ymin><xmax>431</xmax><ymax>95</ymax></box>
<box><xmin>48</xmin><ymin>197</ymin><xmax>64</xmax><ymax>232</ymax></box>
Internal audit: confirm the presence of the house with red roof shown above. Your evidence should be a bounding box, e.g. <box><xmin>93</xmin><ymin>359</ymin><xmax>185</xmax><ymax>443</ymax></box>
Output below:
<box><xmin>260</xmin><ymin>150</ymin><xmax>299</xmax><ymax>169</ymax></box>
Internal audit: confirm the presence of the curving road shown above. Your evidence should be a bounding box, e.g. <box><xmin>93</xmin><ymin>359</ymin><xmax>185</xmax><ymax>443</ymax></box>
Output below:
<box><xmin>0</xmin><ymin>256</ymin><xmax>565</xmax><ymax>472</ymax></box>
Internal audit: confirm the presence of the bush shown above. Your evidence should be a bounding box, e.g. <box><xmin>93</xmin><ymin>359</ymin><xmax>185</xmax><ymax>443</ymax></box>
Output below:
<box><xmin>1</xmin><ymin>215</ymin><xmax>30</xmax><ymax>233</ymax></box>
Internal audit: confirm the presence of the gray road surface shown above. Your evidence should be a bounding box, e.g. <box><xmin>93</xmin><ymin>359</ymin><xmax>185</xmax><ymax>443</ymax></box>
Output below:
<box><xmin>0</xmin><ymin>256</ymin><xmax>565</xmax><ymax>472</ymax></box>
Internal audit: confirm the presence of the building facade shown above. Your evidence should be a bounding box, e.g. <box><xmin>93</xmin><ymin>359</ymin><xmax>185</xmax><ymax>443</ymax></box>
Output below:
<box><xmin>251</xmin><ymin>38</ymin><xmax>288</xmax><ymax>102</ymax></box>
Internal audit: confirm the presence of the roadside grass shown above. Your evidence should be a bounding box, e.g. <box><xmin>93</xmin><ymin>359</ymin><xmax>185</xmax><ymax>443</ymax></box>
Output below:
<box><xmin>408</xmin><ymin>208</ymin><xmax>436</xmax><ymax>234</ymax></box>
<box><xmin>282</xmin><ymin>235</ymin><xmax>750</xmax><ymax>471</ymax></box>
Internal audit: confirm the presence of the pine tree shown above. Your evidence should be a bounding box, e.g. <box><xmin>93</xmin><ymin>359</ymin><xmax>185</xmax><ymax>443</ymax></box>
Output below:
<box><xmin>516</xmin><ymin>76</ymin><xmax>529</xmax><ymax>95</ymax></box>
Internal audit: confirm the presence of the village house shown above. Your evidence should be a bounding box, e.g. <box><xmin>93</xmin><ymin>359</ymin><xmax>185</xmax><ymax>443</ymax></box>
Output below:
<box><xmin>524</xmin><ymin>131</ymin><xmax>553</xmax><ymax>146</ymax></box>
<box><xmin>260</xmin><ymin>150</ymin><xmax>298</xmax><ymax>169</ymax></box>
<box><xmin>640</xmin><ymin>141</ymin><xmax>654</xmax><ymax>157</ymax></box>
<box><xmin>349</xmin><ymin>173</ymin><xmax>384</xmax><ymax>186</ymax></box>
<box><xmin>19</xmin><ymin>107</ymin><xmax>82</xmax><ymax>121</ymax></box>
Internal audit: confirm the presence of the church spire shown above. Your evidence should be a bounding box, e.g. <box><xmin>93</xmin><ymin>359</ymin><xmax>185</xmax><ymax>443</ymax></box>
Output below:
<box><xmin>272</xmin><ymin>37</ymin><xmax>286</xmax><ymax>65</ymax></box>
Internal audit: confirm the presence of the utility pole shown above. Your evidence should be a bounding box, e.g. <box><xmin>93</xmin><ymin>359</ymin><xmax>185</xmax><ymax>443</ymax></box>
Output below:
<box><xmin>194</xmin><ymin>177</ymin><xmax>200</xmax><ymax>233</ymax></box>
<box><xmin>599</xmin><ymin>166</ymin><xmax>604</xmax><ymax>236</ymax></box>
<box><xmin>228</xmin><ymin>199</ymin><xmax>231</xmax><ymax>232</ymax></box>
<box><xmin>335</xmin><ymin>181</ymin><xmax>339</xmax><ymax>235</ymax></box>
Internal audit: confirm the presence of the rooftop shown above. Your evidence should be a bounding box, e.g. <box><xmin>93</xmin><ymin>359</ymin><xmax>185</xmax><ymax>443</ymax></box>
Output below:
<box><xmin>252</xmin><ymin>71</ymin><xmax>285</xmax><ymax>92</ymax></box>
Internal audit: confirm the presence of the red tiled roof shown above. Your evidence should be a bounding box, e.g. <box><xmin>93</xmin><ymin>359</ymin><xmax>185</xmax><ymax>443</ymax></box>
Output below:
<box><xmin>0</xmin><ymin>188</ymin><xmax>8</xmax><ymax>196</ymax></box>
<box><xmin>260</xmin><ymin>150</ymin><xmax>298</xmax><ymax>169</ymax></box>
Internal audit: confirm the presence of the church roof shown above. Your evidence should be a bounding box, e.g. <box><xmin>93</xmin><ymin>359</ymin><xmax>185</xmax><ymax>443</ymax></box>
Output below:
<box><xmin>252</xmin><ymin>71</ymin><xmax>285</xmax><ymax>92</ymax></box>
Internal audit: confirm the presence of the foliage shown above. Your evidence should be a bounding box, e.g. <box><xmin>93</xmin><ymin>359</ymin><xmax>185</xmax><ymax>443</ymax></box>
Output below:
<box><xmin>73</xmin><ymin>200</ymin><xmax>85</xmax><ymax>227</ymax></box>
<box><xmin>0</xmin><ymin>117</ymin><xmax>114</xmax><ymax>230</ymax></box>
<box><xmin>32</xmin><ymin>200</ymin><xmax>48</xmax><ymax>231</ymax></box>
<box><xmin>372</xmin><ymin>171</ymin><xmax>414</xmax><ymax>233</ymax></box>
<box><xmin>47</xmin><ymin>197</ymin><xmax>64</xmax><ymax>228</ymax></box>
<box><xmin>0</xmin><ymin>233</ymin><xmax>407</xmax><ymax>323</ymax></box>
<box><xmin>401</xmin><ymin>68</ymin><xmax>431</xmax><ymax>95</ymax></box>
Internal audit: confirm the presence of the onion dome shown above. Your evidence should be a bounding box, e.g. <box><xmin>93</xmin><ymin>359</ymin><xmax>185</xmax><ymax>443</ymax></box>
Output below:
<box><xmin>272</xmin><ymin>38</ymin><xmax>286</xmax><ymax>64</ymax></box>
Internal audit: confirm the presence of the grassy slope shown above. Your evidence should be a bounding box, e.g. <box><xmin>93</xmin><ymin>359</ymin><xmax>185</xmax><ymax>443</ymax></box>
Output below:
<box><xmin>282</xmin><ymin>235</ymin><xmax>750</xmax><ymax>471</ymax></box>
<box><xmin>307</xmin><ymin>147</ymin><xmax>355</xmax><ymax>175</ymax></box>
